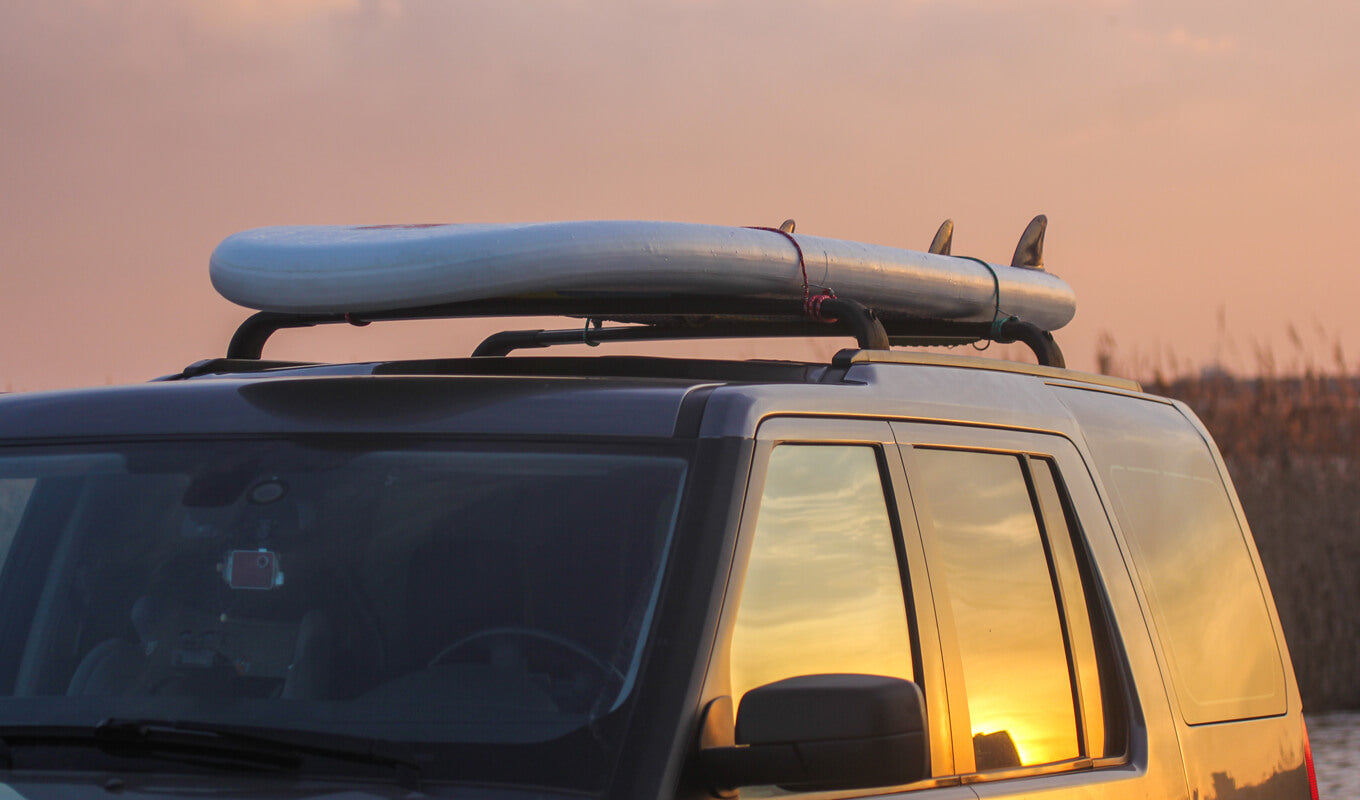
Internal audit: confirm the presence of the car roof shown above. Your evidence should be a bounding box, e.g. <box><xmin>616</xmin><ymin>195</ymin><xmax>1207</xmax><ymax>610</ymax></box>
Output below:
<box><xmin>0</xmin><ymin>352</ymin><xmax>1140</xmax><ymax>443</ymax></box>
<box><xmin>0</xmin><ymin>374</ymin><xmax>711</xmax><ymax>441</ymax></box>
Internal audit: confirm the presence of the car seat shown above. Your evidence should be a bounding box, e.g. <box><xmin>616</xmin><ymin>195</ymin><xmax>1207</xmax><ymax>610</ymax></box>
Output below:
<box><xmin>66</xmin><ymin>595</ymin><xmax>335</xmax><ymax>699</ymax></box>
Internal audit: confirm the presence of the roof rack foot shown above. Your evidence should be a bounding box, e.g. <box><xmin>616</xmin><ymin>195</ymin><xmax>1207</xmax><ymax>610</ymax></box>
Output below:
<box><xmin>228</xmin><ymin>311</ymin><xmax>339</xmax><ymax>359</ymax></box>
<box><xmin>818</xmin><ymin>298</ymin><xmax>890</xmax><ymax>350</ymax></box>
<box><xmin>993</xmin><ymin>318</ymin><xmax>1065</xmax><ymax>368</ymax></box>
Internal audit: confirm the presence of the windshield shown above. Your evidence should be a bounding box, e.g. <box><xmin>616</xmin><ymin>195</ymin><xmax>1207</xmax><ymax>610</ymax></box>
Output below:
<box><xmin>0</xmin><ymin>438</ymin><xmax>688</xmax><ymax>788</ymax></box>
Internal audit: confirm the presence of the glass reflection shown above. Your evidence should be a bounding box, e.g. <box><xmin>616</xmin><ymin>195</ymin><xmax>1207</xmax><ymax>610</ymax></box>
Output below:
<box><xmin>1107</xmin><ymin>464</ymin><xmax>1284</xmax><ymax>715</ymax></box>
<box><xmin>730</xmin><ymin>445</ymin><xmax>913</xmax><ymax>705</ymax></box>
<box><xmin>1057</xmin><ymin>388</ymin><xmax>1286</xmax><ymax>724</ymax></box>
<box><xmin>912</xmin><ymin>448</ymin><xmax>1079</xmax><ymax>770</ymax></box>
<box><xmin>0</xmin><ymin>442</ymin><xmax>690</xmax><ymax>790</ymax></box>
<box><xmin>1031</xmin><ymin>460</ymin><xmax>1107</xmax><ymax>758</ymax></box>
<box><xmin>0</xmin><ymin>478</ymin><xmax>35</xmax><ymax>571</ymax></box>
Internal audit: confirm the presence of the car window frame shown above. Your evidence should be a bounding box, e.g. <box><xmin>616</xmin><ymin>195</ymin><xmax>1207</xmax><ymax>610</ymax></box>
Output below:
<box><xmin>889</xmin><ymin>421</ymin><xmax>1136</xmax><ymax>787</ymax></box>
<box><xmin>701</xmin><ymin>417</ymin><xmax>965</xmax><ymax>795</ymax></box>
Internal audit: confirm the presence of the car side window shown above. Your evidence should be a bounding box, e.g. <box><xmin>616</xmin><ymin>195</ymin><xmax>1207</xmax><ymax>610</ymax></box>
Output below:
<box><xmin>909</xmin><ymin>448</ymin><xmax>1081</xmax><ymax>771</ymax></box>
<box><xmin>1056</xmin><ymin>387</ymin><xmax>1286</xmax><ymax>724</ymax></box>
<box><xmin>729</xmin><ymin>444</ymin><xmax>915</xmax><ymax>708</ymax></box>
<box><xmin>1028</xmin><ymin>456</ymin><xmax>1127</xmax><ymax>760</ymax></box>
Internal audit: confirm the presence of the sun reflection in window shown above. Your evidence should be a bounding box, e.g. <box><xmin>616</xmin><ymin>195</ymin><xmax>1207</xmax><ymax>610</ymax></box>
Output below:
<box><xmin>911</xmin><ymin>448</ymin><xmax>1080</xmax><ymax>771</ymax></box>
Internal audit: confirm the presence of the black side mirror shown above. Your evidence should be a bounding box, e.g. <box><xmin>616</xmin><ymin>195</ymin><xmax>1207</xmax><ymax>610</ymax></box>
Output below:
<box><xmin>700</xmin><ymin>673</ymin><xmax>929</xmax><ymax>792</ymax></box>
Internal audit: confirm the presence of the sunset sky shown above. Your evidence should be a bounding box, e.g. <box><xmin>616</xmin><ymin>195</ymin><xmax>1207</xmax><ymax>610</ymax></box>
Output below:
<box><xmin>3</xmin><ymin>0</ymin><xmax>1357</xmax><ymax>391</ymax></box>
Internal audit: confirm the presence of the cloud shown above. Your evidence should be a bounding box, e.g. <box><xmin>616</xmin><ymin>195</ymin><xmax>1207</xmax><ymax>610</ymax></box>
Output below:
<box><xmin>1</xmin><ymin>0</ymin><xmax>1357</xmax><ymax>390</ymax></box>
<box><xmin>1163</xmin><ymin>26</ymin><xmax>1236</xmax><ymax>53</ymax></box>
<box><xmin>185</xmin><ymin>0</ymin><xmax>367</xmax><ymax>31</ymax></box>
<box><xmin>1128</xmin><ymin>25</ymin><xmax>1236</xmax><ymax>55</ymax></box>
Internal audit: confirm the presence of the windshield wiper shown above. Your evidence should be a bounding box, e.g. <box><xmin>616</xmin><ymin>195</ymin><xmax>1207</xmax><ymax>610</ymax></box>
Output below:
<box><xmin>91</xmin><ymin>719</ymin><xmax>303</xmax><ymax>771</ymax></box>
<box><xmin>98</xmin><ymin>719</ymin><xmax>422</xmax><ymax>786</ymax></box>
<box><xmin>3</xmin><ymin>720</ymin><xmax>422</xmax><ymax>788</ymax></box>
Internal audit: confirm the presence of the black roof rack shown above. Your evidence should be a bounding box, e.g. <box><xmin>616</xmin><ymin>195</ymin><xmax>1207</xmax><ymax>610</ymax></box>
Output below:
<box><xmin>225</xmin><ymin>295</ymin><xmax>1065</xmax><ymax>368</ymax></box>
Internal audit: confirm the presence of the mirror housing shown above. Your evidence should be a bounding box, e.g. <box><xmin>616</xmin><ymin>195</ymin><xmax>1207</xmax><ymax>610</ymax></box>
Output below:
<box><xmin>700</xmin><ymin>674</ymin><xmax>928</xmax><ymax>792</ymax></box>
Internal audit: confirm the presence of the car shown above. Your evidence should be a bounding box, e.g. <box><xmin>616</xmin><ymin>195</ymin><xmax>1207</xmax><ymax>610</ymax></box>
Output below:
<box><xmin>0</xmin><ymin>219</ymin><xmax>1318</xmax><ymax>800</ymax></box>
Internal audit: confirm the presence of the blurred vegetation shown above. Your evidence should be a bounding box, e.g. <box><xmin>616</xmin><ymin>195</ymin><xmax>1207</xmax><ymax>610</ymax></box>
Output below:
<box><xmin>1097</xmin><ymin>330</ymin><xmax>1360</xmax><ymax>712</ymax></box>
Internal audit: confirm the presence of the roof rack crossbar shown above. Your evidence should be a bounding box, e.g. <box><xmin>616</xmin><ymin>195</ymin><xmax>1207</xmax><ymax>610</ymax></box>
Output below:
<box><xmin>470</xmin><ymin>320</ymin><xmax>1064</xmax><ymax>366</ymax></box>
<box><xmin>225</xmin><ymin>297</ymin><xmax>895</xmax><ymax>360</ymax></box>
<box><xmin>472</xmin><ymin>310</ymin><xmax>891</xmax><ymax>358</ymax></box>
<box><xmin>225</xmin><ymin>298</ymin><xmax>1064</xmax><ymax>367</ymax></box>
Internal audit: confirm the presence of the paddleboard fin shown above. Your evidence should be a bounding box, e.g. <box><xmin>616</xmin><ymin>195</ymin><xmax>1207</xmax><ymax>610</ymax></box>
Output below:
<box><xmin>929</xmin><ymin>219</ymin><xmax>954</xmax><ymax>255</ymax></box>
<box><xmin>778</xmin><ymin>219</ymin><xmax>796</xmax><ymax>234</ymax></box>
<box><xmin>1011</xmin><ymin>215</ymin><xmax>1047</xmax><ymax>269</ymax></box>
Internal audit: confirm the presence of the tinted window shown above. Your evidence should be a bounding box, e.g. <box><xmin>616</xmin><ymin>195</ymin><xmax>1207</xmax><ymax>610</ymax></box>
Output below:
<box><xmin>1031</xmin><ymin>458</ymin><xmax>1115</xmax><ymax>758</ymax></box>
<box><xmin>0</xmin><ymin>477</ymin><xmax>35</xmax><ymax>573</ymax></box>
<box><xmin>911</xmin><ymin>448</ymin><xmax>1080</xmax><ymax>770</ymax></box>
<box><xmin>0</xmin><ymin>441</ymin><xmax>686</xmax><ymax>790</ymax></box>
<box><xmin>730</xmin><ymin>445</ymin><xmax>914</xmax><ymax>705</ymax></box>
<box><xmin>1058</xmin><ymin>388</ymin><xmax>1286</xmax><ymax>724</ymax></box>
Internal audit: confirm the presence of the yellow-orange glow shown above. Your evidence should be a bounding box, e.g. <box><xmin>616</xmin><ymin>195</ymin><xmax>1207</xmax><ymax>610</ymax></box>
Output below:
<box><xmin>912</xmin><ymin>448</ymin><xmax>1081</xmax><ymax>769</ymax></box>
<box><xmin>729</xmin><ymin>445</ymin><xmax>913</xmax><ymax>704</ymax></box>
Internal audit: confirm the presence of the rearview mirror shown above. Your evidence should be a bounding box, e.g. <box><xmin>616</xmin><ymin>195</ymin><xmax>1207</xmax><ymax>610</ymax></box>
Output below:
<box><xmin>700</xmin><ymin>673</ymin><xmax>928</xmax><ymax>792</ymax></box>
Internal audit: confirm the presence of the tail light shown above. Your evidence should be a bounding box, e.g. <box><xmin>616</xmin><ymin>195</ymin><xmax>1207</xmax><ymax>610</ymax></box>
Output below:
<box><xmin>1302</xmin><ymin>718</ymin><xmax>1319</xmax><ymax>800</ymax></box>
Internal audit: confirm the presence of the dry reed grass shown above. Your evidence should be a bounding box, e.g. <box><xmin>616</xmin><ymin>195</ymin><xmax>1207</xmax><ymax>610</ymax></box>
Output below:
<box><xmin>1097</xmin><ymin>332</ymin><xmax>1360</xmax><ymax>711</ymax></box>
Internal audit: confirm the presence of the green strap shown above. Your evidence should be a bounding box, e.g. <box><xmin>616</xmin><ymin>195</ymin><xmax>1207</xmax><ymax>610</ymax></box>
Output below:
<box><xmin>952</xmin><ymin>256</ymin><xmax>1014</xmax><ymax>350</ymax></box>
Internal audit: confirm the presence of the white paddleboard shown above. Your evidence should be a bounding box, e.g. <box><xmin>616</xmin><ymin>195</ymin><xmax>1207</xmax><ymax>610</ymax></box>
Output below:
<box><xmin>209</xmin><ymin>221</ymin><xmax>1077</xmax><ymax>331</ymax></box>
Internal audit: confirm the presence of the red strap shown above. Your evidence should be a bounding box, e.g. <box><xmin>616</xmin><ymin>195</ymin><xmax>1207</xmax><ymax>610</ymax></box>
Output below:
<box><xmin>746</xmin><ymin>226</ymin><xmax>837</xmax><ymax>322</ymax></box>
<box><xmin>803</xmin><ymin>292</ymin><xmax>838</xmax><ymax>323</ymax></box>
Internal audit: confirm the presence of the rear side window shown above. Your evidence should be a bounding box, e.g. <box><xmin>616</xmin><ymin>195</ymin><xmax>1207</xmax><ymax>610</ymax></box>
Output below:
<box><xmin>1058</xmin><ymin>387</ymin><xmax>1286</xmax><ymax>724</ymax></box>
<box><xmin>1029</xmin><ymin>459</ymin><xmax>1117</xmax><ymax>759</ymax></box>
<box><xmin>910</xmin><ymin>449</ymin><xmax>1080</xmax><ymax>770</ymax></box>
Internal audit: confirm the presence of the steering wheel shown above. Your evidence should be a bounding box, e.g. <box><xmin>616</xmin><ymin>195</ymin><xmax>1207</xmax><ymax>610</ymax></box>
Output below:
<box><xmin>427</xmin><ymin>626</ymin><xmax>623</xmax><ymax>681</ymax></box>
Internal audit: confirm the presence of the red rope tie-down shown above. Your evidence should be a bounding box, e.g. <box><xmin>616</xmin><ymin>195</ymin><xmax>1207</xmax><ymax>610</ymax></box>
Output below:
<box><xmin>746</xmin><ymin>226</ymin><xmax>838</xmax><ymax>323</ymax></box>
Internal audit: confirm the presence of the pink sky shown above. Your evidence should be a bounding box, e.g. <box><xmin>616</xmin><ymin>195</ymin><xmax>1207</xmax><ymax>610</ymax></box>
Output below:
<box><xmin>3</xmin><ymin>0</ymin><xmax>1357</xmax><ymax>391</ymax></box>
